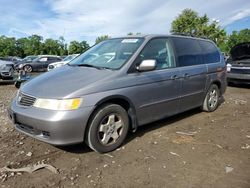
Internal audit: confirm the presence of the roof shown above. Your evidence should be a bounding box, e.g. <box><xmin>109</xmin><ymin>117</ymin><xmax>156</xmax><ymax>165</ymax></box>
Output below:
<box><xmin>112</xmin><ymin>34</ymin><xmax>212</xmax><ymax>42</ymax></box>
<box><xmin>37</xmin><ymin>55</ymin><xmax>61</xmax><ymax>58</ymax></box>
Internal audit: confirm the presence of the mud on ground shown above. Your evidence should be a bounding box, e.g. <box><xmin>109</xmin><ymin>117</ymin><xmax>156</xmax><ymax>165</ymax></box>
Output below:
<box><xmin>0</xmin><ymin>84</ymin><xmax>249</xmax><ymax>188</ymax></box>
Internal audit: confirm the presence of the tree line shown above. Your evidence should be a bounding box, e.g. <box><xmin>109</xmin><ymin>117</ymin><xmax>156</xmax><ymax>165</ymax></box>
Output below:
<box><xmin>170</xmin><ymin>9</ymin><xmax>250</xmax><ymax>53</ymax></box>
<box><xmin>0</xmin><ymin>9</ymin><xmax>249</xmax><ymax>58</ymax></box>
<box><xmin>0</xmin><ymin>35</ymin><xmax>110</xmax><ymax>58</ymax></box>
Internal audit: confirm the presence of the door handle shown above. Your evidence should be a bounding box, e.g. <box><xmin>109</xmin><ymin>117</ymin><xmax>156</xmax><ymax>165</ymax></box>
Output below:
<box><xmin>171</xmin><ymin>75</ymin><xmax>179</xmax><ymax>80</ymax></box>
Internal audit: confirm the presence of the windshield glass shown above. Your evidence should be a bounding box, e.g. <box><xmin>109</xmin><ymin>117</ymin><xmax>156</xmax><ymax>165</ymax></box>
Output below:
<box><xmin>69</xmin><ymin>38</ymin><xmax>144</xmax><ymax>69</ymax></box>
<box><xmin>63</xmin><ymin>54</ymin><xmax>78</xmax><ymax>61</ymax></box>
<box><xmin>23</xmin><ymin>56</ymin><xmax>37</xmax><ymax>61</ymax></box>
<box><xmin>32</xmin><ymin>57</ymin><xmax>41</xmax><ymax>62</ymax></box>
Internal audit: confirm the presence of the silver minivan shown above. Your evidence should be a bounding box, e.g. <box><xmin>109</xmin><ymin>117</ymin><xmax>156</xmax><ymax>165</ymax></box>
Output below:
<box><xmin>8</xmin><ymin>35</ymin><xmax>227</xmax><ymax>153</ymax></box>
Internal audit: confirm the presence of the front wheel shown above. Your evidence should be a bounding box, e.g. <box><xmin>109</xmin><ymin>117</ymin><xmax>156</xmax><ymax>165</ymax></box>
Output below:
<box><xmin>202</xmin><ymin>84</ymin><xmax>220</xmax><ymax>112</ymax></box>
<box><xmin>23</xmin><ymin>65</ymin><xmax>33</xmax><ymax>73</ymax></box>
<box><xmin>86</xmin><ymin>104</ymin><xmax>129</xmax><ymax>153</ymax></box>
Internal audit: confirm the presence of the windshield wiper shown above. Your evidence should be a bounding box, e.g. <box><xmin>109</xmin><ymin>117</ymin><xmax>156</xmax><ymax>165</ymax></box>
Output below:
<box><xmin>76</xmin><ymin>64</ymin><xmax>103</xmax><ymax>70</ymax></box>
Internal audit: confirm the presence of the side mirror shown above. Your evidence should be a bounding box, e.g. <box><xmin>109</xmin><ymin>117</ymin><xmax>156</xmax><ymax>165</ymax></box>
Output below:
<box><xmin>137</xmin><ymin>59</ymin><xmax>156</xmax><ymax>72</ymax></box>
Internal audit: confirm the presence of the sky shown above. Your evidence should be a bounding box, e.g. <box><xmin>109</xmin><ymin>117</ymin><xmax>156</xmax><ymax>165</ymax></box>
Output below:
<box><xmin>0</xmin><ymin>0</ymin><xmax>249</xmax><ymax>44</ymax></box>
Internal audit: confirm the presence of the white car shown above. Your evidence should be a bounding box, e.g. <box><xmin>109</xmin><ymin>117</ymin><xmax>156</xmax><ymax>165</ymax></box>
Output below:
<box><xmin>47</xmin><ymin>54</ymin><xmax>79</xmax><ymax>71</ymax></box>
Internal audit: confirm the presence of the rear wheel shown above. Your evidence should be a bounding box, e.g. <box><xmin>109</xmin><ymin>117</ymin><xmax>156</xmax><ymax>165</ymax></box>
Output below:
<box><xmin>202</xmin><ymin>84</ymin><xmax>220</xmax><ymax>112</ymax></box>
<box><xmin>86</xmin><ymin>104</ymin><xmax>129</xmax><ymax>153</ymax></box>
<box><xmin>23</xmin><ymin>65</ymin><xmax>33</xmax><ymax>73</ymax></box>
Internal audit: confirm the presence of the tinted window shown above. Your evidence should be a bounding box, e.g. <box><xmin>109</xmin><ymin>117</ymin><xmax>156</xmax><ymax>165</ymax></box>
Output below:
<box><xmin>48</xmin><ymin>57</ymin><xmax>56</xmax><ymax>61</ymax></box>
<box><xmin>39</xmin><ymin>57</ymin><xmax>47</xmax><ymax>62</ymax></box>
<box><xmin>199</xmin><ymin>40</ymin><xmax>220</xmax><ymax>64</ymax></box>
<box><xmin>138</xmin><ymin>38</ymin><xmax>175</xmax><ymax>70</ymax></box>
<box><xmin>172</xmin><ymin>37</ymin><xmax>203</xmax><ymax>67</ymax></box>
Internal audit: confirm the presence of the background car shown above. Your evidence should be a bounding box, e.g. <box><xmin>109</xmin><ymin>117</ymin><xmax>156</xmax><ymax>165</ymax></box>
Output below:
<box><xmin>20</xmin><ymin>55</ymin><xmax>38</xmax><ymax>63</ymax></box>
<box><xmin>0</xmin><ymin>56</ymin><xmax>22</xmax><ymax>63</ymax></box>
<box><xmin>47</xmin><ymin>54</ymin><xmax>79</xmax><ymax>71</ymax></box>
<box><xmin>16</xmin><ymin>55</ymin><xmax>62</xmax><ymax>72</ymax></box>
<box><xmin>0</xmin><ymin>60</ymin><xmax>15</xmax><ymax>80</ymax></box>
<box><xmin>227</xmin><ymin>42</ymin><xmax>250</xmax><ymax>84</ymax></box>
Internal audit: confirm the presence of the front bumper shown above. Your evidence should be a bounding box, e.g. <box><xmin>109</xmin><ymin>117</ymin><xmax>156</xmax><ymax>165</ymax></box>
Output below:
<box><xmin>0</xmin><ymin>71</ymin><xmax>13</xmax><ymax>79</ymax></box>
<box><xmin>8</xmin><ymin>98</ymin><xmax>94</xmax><ymax>145</ymax></box>
<box><xmin>227</xmin><ymin>73</ymin><xmax>250</xmax><ymax>84</ymax></box>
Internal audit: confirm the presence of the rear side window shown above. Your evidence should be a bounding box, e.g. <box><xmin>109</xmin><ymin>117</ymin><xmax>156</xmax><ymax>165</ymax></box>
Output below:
<box><xmin>199</xmin><ymin>40</ymin><xmax>220</xmax><ymax>64</ymax></box>
<box><xmin>172</xmin><ymin>37</ymin><xmax>203</xmax><ymax>67</ymax></box>
<box><xmin>39</xmin><ymin>57</ymin><xmax>47</xmax><ymax>62</ymax></box>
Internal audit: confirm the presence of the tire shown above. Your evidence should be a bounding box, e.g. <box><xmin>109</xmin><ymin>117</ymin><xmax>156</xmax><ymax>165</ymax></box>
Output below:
<box><xmin>202</xmin><ymin>84</ymin><xmax>220</xmax><ymax>112</ymax></box>
<box><xmin>14</xmin><ymin>81</ymin><xmax>21</xmax><ymax>88</ymax></box>
<box><xmin>86</xmin><ymin>104</ymin><xmax>129</xmax><ymax>153</ymax></box>
<box><xmin>23</xmin><ymin>65</ymin><xmax>33</xmax><ymax>73</ymax></box>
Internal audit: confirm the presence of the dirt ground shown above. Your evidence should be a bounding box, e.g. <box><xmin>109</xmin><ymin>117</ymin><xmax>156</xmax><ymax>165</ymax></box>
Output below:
<box><xmin>0</xmin><ymin>83</ymin><xmax>249</xmax><ymax>188</ymax></box>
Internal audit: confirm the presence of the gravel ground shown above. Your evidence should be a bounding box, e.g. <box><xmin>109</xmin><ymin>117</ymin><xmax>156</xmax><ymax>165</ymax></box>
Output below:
<box><xmin>0</xmin><ymin>83</ymin><xmax>249</xmax><ymax>188</ymax></box>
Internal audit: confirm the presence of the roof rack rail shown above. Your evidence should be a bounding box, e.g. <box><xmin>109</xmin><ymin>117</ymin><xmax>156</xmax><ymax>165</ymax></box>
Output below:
<box><xmin>171</xmin><ymin>32</ymin><xmax>195</xmax><ymax>37</ymax></box>
<box><xmin>171</xmin><ymin>33</ymin><xmax>210</xmax><ymax>40</ymax></box>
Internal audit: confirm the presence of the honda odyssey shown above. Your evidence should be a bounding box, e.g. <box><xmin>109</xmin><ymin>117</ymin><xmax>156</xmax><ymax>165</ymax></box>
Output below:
<box><xmin>8</xmin><ymin>35</ymin><xmax>227</xmax><ymax>153</ymax></box>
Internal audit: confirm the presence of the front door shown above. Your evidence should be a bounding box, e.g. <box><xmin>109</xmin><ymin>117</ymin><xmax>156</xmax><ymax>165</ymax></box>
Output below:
<box><xmin>128</xmin><ymin>38</ymin><xmax>182</xmax><ymax>125</ymax></box>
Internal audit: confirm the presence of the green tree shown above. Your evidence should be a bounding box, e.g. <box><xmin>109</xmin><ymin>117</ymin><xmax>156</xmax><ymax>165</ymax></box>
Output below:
<box><xmin>171</xmin><ymin>9</ymin><xmax>226</xmax><ymax>46</ymax></box>
<box><xmin>95</xmin><ymin>35</ymin><xmax>110</xmax><ymax>44</ymax></box>
<box><xmin>16</xmin><ymin>38</ymin><xmax>27</xmax><ymax>57</ymax></box>
<box><xmin>127</xmin><ymin>32</ymin><xmax>141</xmax><ymax>36</ymax></box>
<box><xmin>58</xmin><ymin>36</ymin><xmax>68</xmax><ymax>55</ymax></box>
<box><xmin>25</xmin><ymin>34</ymin><xmax>43</xmax><ymax>55</ymax></box>
<box><xmin>0</xmin><ymin>36</ymin><xmax>17</xmax><ymax>57</ymax></box>
<box><xmin>68</xmin><ymin>40</ymin><xmax>89</xmax><ymax>54</ymax></box>
<box><xmin>42</xmin><ymin>39</ymin><xmax>62</xmax><ymax>55</ymax></box>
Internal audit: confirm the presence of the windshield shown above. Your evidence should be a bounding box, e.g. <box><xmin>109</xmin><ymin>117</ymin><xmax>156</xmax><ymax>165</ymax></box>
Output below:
<box><xmin>23</xmin><ymin>56</ymin><xmax>37</xmax><ymax>61</ymax></box>
<box><xmin>32</xmin><ymin>57</ymin><xmax>41</xmax><ymax>62</ymax></box>
<box><xmin>63</xmin><ymin>54</ymin><xmax>79</xmax><ymax>61</ymax></box>
<box><xmin>69</xmin><ymin>38</ymin><xmax>144</xmax><ymax>69</ymax></box>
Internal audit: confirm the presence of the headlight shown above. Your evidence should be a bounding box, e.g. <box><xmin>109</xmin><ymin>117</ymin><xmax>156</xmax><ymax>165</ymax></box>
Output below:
<box><xmin>226</xmin><ymin>63</ymin><xmax>232</xmax><ymax>72</ymax></box>
<box><xmin>19</xmin><ymin>64</ymin><xmax>24</xmax><ymax>68</ymax></box>
<box><xmin>33</xmin><ymin>98</ymin><xmax>82</xmax><ymax>110</ymax></box>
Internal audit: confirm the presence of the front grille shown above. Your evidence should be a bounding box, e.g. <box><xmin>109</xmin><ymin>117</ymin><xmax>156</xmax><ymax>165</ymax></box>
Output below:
<box><xmin>1</xmin><ymin>72</ymin><xmax>11</xmax><ymax>76</ymax></box>
<box><xmin>18</xmin><ymin>92</ymin><xmax>36</xmax><ymax>106</ymax></box>
<box><xmin>231</xmin><ymin>67</ymin><xmax>250</xmax><ymax>74</ymax></box>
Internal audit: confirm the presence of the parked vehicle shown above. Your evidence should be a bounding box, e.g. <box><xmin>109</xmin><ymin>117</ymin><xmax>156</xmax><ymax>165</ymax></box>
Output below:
<box><xmin>47</xmin><ymin>54</ymin><xmax>79</xmax><ymax>71</ymax></box>
<box><xmin>0</xmin><ymin>56</ymin><xmax>22</xmax><ymax>63</ymax></box>
<box><xmin>227</xmin><ymin>42</ymin><xmax>250</xmax><ymax>84</ymax></box>
<box><xmin>8</xmin><ymin>35</ymin><xmax>226</xmax><ymax>153</ymax></box>
<box><xmin>15</xmin><ymin>55</ymin><xmax>62</xmax><ymax>72</ymax></box>
<box><xmin>0</xmin><ymin>60</ymin><xmax>15</xmax><ymax>80</ymax></box>
<box><xmin>21</xmin><ymin>55</ymin><xmax>38</xmax><ymax>63</ymax></box>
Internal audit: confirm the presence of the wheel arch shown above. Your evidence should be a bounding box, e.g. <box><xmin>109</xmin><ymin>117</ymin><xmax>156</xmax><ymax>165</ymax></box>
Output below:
<box><xmin>210</xmin><ymin>80</ymin><xmax>222</xmax><ymax>94</ymax></box>
<box><xmin>87</xmin><ymin>95</ymin><xmax>138</xmax><ymax>133</ymax></box>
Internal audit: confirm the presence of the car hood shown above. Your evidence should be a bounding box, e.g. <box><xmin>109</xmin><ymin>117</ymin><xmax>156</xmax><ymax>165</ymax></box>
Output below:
<box><xmin>0</xmin><ymin>60</ymin><xmax>13</xmax><ymax>71</ymax></box>
<box><xmin>0</xmin><ymin>60</ymin><xmax>13</xmax><ymax>65</ymax></box>
<box><xmin>21</xmin><ymin>65</ymin><xmax>115</xmax><ymax>99</ymax></box>
<box><xmin>230</xmin><ymin>42</ymin><xmax>250</xmax><ymax>61</ymax></box>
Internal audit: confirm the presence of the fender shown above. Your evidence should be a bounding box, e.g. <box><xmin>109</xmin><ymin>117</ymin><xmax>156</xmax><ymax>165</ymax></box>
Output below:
<box><xmin>95</xmin><ymin>95</ymin><xmax>138</xmax><ymax>131</ymax></box>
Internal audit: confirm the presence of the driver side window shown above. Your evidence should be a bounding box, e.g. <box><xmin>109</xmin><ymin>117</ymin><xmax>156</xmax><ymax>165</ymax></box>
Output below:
<box><xmin>39</xmin><ymin>57</ymin><xmax>47</xmax><ymax>62</ymax></box>
<box><xmin>138</xmin><ymin>38</ymin><xmax>175</xmax><ymax>70</ymax></box>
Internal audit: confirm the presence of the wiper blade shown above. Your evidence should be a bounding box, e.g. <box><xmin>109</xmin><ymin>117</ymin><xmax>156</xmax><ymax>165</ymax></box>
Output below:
<box><xmin>76</xmin><ymin>64</ymin><xmax>102</xmax><ymax>70</ymax></box>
